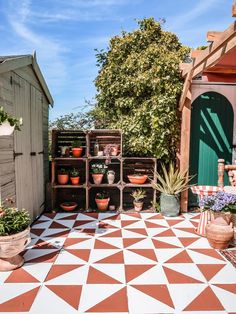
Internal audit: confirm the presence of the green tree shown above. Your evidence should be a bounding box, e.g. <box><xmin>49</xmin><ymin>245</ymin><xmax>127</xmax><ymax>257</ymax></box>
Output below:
<box><xmin>92</xmin><ymin>18</ymin><xmax>190</xmax><ymax>161</ymax></box>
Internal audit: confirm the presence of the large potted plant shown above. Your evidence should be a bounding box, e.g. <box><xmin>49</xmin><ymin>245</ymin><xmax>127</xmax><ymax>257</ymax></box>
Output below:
<box><xmin>0</xmin><ymin>106</ymin><xmax>22</xmax><ymax>136</ymax></box>
<box><xmin>95</xmin><ymin>191</ymin><xmax>110</xmax><ymax>211</ymax></box>
<box><xmin>200</xmin><ymin>191</ymin><xmax>235</xmax><ymax>249</ymax></box>
<box><xmin>153</xmin><ymin>163</ymin><xmax>193</xmax><ymax>217</ymax></box>
<box><xmin>131</xmin><ymin>189</ymin><xmax>147</xmax><ymax>211</ymax></box>
<box><xmin>91</xmin><ymin>162</ymin><xmax>108</xmax><ymax>185</ymax></box>
<box><xmin>72</xmin><ymin>140</ymin><xmax>83</xmax><ymax>158</ymax></box>
<box><xmin>0</xmin><ymin>206</ymin><xmax>30</xmax><ymax>271</ymax></box>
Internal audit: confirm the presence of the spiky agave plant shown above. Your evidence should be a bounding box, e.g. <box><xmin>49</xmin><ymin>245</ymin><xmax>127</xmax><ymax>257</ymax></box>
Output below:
<box><xmin>153</xmin><ymin>163</ymin><xmax>194</xmax><ymax>195</ymax></box>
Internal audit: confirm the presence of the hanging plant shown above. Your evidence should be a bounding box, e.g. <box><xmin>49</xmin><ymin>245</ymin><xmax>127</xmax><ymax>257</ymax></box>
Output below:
<box><xmin>0</xmin><ymin>106</ymin><xmax>23</xmax><ymax>136</ymax></box>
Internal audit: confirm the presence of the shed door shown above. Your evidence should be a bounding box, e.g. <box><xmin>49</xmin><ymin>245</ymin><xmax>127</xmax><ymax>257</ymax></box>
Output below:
<box><xmin>189</xmin><ymin>92</ymin><xmax>234</xmax><ymax>206</ymax></box>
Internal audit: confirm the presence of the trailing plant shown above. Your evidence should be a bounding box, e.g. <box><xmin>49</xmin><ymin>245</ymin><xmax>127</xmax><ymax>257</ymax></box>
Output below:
<box><xmin>70</xmin><ymin>168</ymin><xmax>80</xmax><ymax>177</ymax></box>
<box><xmin>72</xmin><ymin>140</ymin><xmax>82</xmax><ymax>148</ymax></box>
<box><xmin>0</xmin><ymin>106</ymin><xmax>23</xmax><ymax>131</ymax></box>
<box><xmin>95</xmin><ymin>191</ymin><xmax>110</xmax><ymax>199</ymax></box>
<box><xmin>153</xmin><ymin>163</ymin><xmax>194</xmax><ymax>195</ymax></box>
<box><xmin>0</xmin><ymin>207</ymin><xmax>30</xmax><ymax>236</ymax></box>
<box><xmin>91</xmin><ymin>162</ymin><xmax>108</xmax><ymax>174</ymax></box>
<box><xmin>131</xmin><ymin>189</ymin><xmax>147</xmax><ymax>202</ymax></box>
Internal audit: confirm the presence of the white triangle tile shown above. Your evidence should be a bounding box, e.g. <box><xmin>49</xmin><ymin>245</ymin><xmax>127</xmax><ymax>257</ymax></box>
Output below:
<box><xmin>99</xmin><ymin>212</ymin><xmax>120</xmax><ymax>220</ymax></box>
<box><xmin>40</xmin><ymin>228</ymin><xmax>68</xmax><ymax>237</ymax></box>
<box><xmin>0</xmin><ymin>271</ymin><xmax>13</xmax><ymax>284</ymax></box>
<box><xmin>182</xmin><ymin>213</ymin><xmax>200</xmax><ymax>220</ymax></box>
<box><xmin>96</xmin><ymin>237</ymin><xmax>123</xmax><ymax>249</ymax></box>
<box><xmin>123</xmin><ymin>249</ymin><xmax>157</xmax><ymax>265</ymax></box>
<box><xmin>66</xmin><ymin>238</ymin><xmax>95</xmax><ymax>249</ymax></box>
<box><xmin>99</xmin><ymin>220</ymin><xmax>121</xmax><ymax>228</ymax></box>
<box><xmin>55</xmin><ymin>213</ymin><xmax>78</xmax><ymax>220</ymax></box>
<box><xmin>147</xmin><ymin>219</ymin><xmax>169</xmax><ymax>227</ymax></box>
<box><xmin>146</xmin><ymin>227</ymin><xmax>169</xmax><ymax>237</ymax></box>
<box><xmin>68</xmin><ymin>229</ymin><xmax>94</xmax><ymax>238</ymax></box>
<box><xmin>23</xmin><ymin>249</ymin><xmax>59</xmax><ymax>262</ymax></box>
<box><xmin>172</xmin><ymin>220</ymin><xmax>196</xmax><ymax>228</ymax></box>
<box><xmin>92</xmin><ymin>264</ymin><xmax>125</xmax><ymax>284</ymax></box>
<box><xmin>209</xmin><ymin>263</ymin><xmax>236</xmax><ymax>283</ymax></box>
<box><xmin>89</xmin><ymin>249</ymin><xmax>121</xmax><ymax>264</ymax></box>
<box><xmin>185</xmin><ymin>237</ymin><xmax>212</xmax><ymax>249</ymax></box>
<box><xmin>164</xmin><ymin>263</ymin><xmax>206</xmax><ymax>283</ymax></box>
<box><xmin>186</xmin><ymin>250</ymin><xmax>227</xmax><ymax>265</ymax></box>
<box><xmin>77</xmin><ymin>213</ymin><xmax>97</xmax><ymax>221</ymax></box>
<box><xmin>79</xmin><ymin>284</ymin><xmax>124</xmax><ymax>313</ymax></box>
<box><xmin>22</xmin><ymin>263</ymin><xmax>53</xmax><ymax>282</ymax></box>
<box><xmin>126</xmin><ymin>238</ymin><xmax>155</xmax><ymax>249</ymax></box>
<box><xmin>32</xmin><ymin>220</ymin><xmax>52</xmax><ymax>229</ymax></box>
<box><xmin>211</xmin><ymin>284</ymin><xmax>236</xmax><ymax>313</ymax></box>
<box><xmin>168</xmin><ymin>283</ymin><xmax>207</xmax><ymax>312</ymax></box>
<box><xmin>127</xmin><ymin>285</ymin><xmax>174</xmax><ymax>313</ymax></box>
<box><xmin>120</xmin><ymin>214</ymin><xmax>139</xmax><ymax>220</ymax></box>
<box><xmin>141</xmin><ymin>213</ymin><xmax>160</xmax><ymax>219</ymax></box>
<box><xmin>0</xmin><ymin>283</ymin><xmax>39</xmax><ymax>303</ymax></box>
<box><xmin>122</xmin><ymin>220</ymin><xmax>146</xmax><ymax>229</ymax></box>
<box><xmin>129</xmin><ymin>264</ymin><xmax>168</xmax><ymax>284</ymax></box>
<box><xmin>154</xmin><ymin>248</ymin><xmax>183</xmax><ymax>263</ymax></box>
<box><xmin>46</xmin><ymin>265</ymin><xmax>89</xmax><ymax>284</ymax></box>
<box><xmin>54</xmin><ymin>250</ymin><xmax>87</xmax><ymax>265</ymax></box>
<box><xmin>30</xmin><ymin>285</ymin><xmax>78</xmax><ymax>314</ymax></box>
<box><xmin>182</xmin><ymin>311</ymin><xmax>226</xmax><ymax>314</ymax></box>
<box><xmin>172</xmin><ymin>229</ymin><xmax>199</xmax><ymax>238</ymax></box>
<box><xmin>154</xmin><ymin>237</ymin><xmax>183</xmax><ymax>248</ymax></box>
<box><xmin>121</xmin><ymin>229</ymin><xmax>146</xmax><ymax>238</ymax></box>
<box><xmin>39</xmin><ymin>237</ymin><xmax>66</xmax><ymax>249</ymax></box>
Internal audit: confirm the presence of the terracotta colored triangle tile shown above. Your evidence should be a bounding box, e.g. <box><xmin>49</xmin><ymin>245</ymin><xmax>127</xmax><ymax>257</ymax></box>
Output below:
<box><xmin>132</xmin><ymin>284</ymin><xmax>174</xmax><ymax>308</ymax></box>
<box><xmin>152</xmin><ymin>238</ymin><xmax>180</xmax><ymax>249</ymax></box>
<box><xmin>125</xmin><ymin>265</ymin><xmax>155</xmax><ymax>282</ymax></box>
<box><xmin>73</xmin><ymin>220</ymin><xmax>94</xmax><ymax>228</ymax></box>
<box><xmin>123</xmin><ymin>238</ymin><xmax>144</xmax><ymax>248</ymax></box>
<box><xmin>33</xmin><ymin>220</ymin><xmax>47</xmax><ymax>225</ymax></box>
<box><xmin>58</xmin><ymin>214</ymin><xmax>78</xmax><ymax>220</ymax></box>
<box><xmin>174</xmin><ymin>227</ymin><xmax>197</xmax><ymax>235</ymax></box>
<box><xmin>98</xmin><ymin>222</ymin><xmax>119</xmax><ymax>229</ymax></box>
<box><xmin>101</xmin><ymin>214</ymin><xmax>120</xmax><ymax>220</ymax></box>
<box><xmin>63</xmin><ymin>238</ymin><xmax>88</xmax><ymax>248</ymax></box>
<box><xmin>66</xmin><ymin>249</ymin><xmax>91</xmax><ymax>262</ymax></box>
<box><xmin>95</xmin><ymin>251</ymin><xmax>124</xmax><ymax>264</ymax></box>
<box><xmin>190</xmin><ymin>249</ymin><xmax>225</xmax><ymax>261</ymax></box>
<box><xmin>125</xmin><ymin>228</ymin><xmax>148</xmax><ymax>236</ymax></box>
<box><xmin>145</xmin><ymin>221</ymin><xmax>167</xmax><ymax>228</ymax></box>
<box><xmin>78</xmin><ymin>229</ymin><xmax>96</xmax><ymax>236</ymax></box>
<box><xmin>178</xmin><ymin>237</ymin><xmax>199</xmax><ymax>247</ymax></box>
<box><xmin>154</xmin><ymin>229</ymin><xmax>176</xmax><ymax>237</ymax></box>
<box><xmin>123</xmin><ymin>212</ymin><xmax>141</xmax><ymax>219</ymax></box>
<box><xmin>94</xmin><ymin>239</ymin><xmax>119</xmax><ymax>249</ymax></box>
<box><xmin>26</xmin><ymin>251</ymin><xmax>59</xmax><ymax>263</ymax></box>
<box><xmin>165</xmin><ymin>250</ymin><xmax>193</xmax><ymax>263</ymax></box>
<box><xmin>147</xmin><ymin>213</ymin><xmax>163</xmax><ymax>219</ymax></box>
<box><xmin>128</xmin><ymin>249</ymin><xmax>157</xmax><ymax>262</ymax></box>
<box><xmin>163</xmin><ymin>266</ymin><xmax>203</xmax><ymax>284</ymax></box>
<box><xmin>30</xmin><ymin>228</ymin><xmax>45</xmax><ymax>236</ymax></box>
<box><xmin>87</xmin><ymin>266</ymin><xmax>121</xmax><ymax>284</ymax></box>
<box><xmin>43</xmin><ymin>212</ymin><xmax>56</xmax><ymax>218</ymax></box>
<box><xmin>197</xmin><ymin>264</ymin><xmax>226</xmax><ymax>281</ymax></box>
<box><xmin>5</xmin><ymin>268</ymin><xmax>39</xmax><ymax>283</ymax></box>
<box><xmin>100</xmin><ymin>229</ymin><xmax>122</xmax><ymax>237</ymax></box>
<box><xmin>33</xmin><ymin>239</ymin><xmax>57</xmax><ymax>250</ymax></box>
<box><xmin>184</xmin><ymin>286</ymin><xmax>224</xmax><ymax>311</ymax></box>
<box><xmin>214</xmin><ymin>284</ymin><xmax>236</xmax><ymax>294</ymax></box>
<box><xmin>45</xmin><ymin>265</ymin><xmax>82</xmax><ymax>281</ymax></box>
<box><xmin>192</xmin><ymin>214</ymin><xmax>201</xmax><ymax>219</ymax></box>
<box><xmin>0</xmin><ymin>286</ymin><xmax>40</xmax><ymax>312</ymax></box>
<box><xmin>121</xmin><ymin>220</ymin><xmax>138</xmax><ymax>228</ymax></box>
<box><xmin>46</xmin><ymin>285</ymin><xmax>82</xmax><ymax>310</ymax></box>
<box><xmin>167</xmin><ymin>219</ymin><xmax>184</xmax><ymax>227</ymax></box>
<box><xmin>83</xmin><ymin>212</ymin><xmax>99</xmax><ymax>219</ymax></box>
<box><xmin>85</xmin><ymin>287</ymin><xmax>128</xmax><ymax>312</ymax></box>
<box><xmin>45</xmin><ymin>229</ymin><xmax>70</xmax><ymax>238</ymax></box>
<box><xmin>189</xmin><ymin>220</ymin><xmax>199</xmax><ymax>228</ymax></box>
<box><xmin>49</xmin><ymin>221</ymin><xmax>69</xmax><ymax>229</ymax></box>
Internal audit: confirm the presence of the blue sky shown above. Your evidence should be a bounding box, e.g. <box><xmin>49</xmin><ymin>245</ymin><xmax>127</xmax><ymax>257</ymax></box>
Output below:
<box><xmin>0</xmin><ymin>0</ymin><xmax>233</xmax><ymax>120</ymax></box>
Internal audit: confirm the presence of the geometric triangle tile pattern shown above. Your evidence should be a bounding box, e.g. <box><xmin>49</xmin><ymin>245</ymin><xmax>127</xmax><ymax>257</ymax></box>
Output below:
<box><xmin>0</xmin><ymin>212</ymin><xmax>235</xmax><ymax>313</ymax></box>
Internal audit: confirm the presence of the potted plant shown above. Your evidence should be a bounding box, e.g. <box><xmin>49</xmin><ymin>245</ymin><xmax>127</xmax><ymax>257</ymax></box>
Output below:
<box><xmin>131</xmin><ymin>189</ymin><xmax>147</xmax><ymax>211</ymax></box>
<box><xmin>57</xmin><ymin>168</ymin><xmax>69</xmax><ymax>185</ymax></box>
<box><xmin>91</xmin><ymin>162</ymin><xmax>108</xmax><ymax>185</ymax></box>
<box><xmin>0</xmin><ymin>106</ymin><xmax>22</xmax><ymax>136</ymax></box>
<box><xmin>153</xmin><ymin>163</ymin><xmax>193</xmax><ymax>217</ymax></box>
<box><xmin>72</xmin><ymin>140</ymin><xmax>83</xmax><ymax>158</ymax></box>
<box><xmin>95</xmin><ymin>191</ymin><xmax>110</xmax><ymax>211</ymax></box>
<box><xmin>60</xmin><ymin>202</ymin><xmax>78</xmax><ymax>211</ymax></box>
<box><xmin>200</xmin><ymin>191</ymin><xmax>235</xmax><ymax>249</ymax></box>
<box><xmin>0</xmin><ymin>206</ymin><xmax>31</xmax><ymax>271</ymax></box>
<box><xmin>127</xmin><ymin>174</ymin><xmax>148</xmax><ymax>184</ymax></box>
<box><xmin>70</xmin><ymin>168</ymin><xmax>80</xmax><ymax>185</ymax></box>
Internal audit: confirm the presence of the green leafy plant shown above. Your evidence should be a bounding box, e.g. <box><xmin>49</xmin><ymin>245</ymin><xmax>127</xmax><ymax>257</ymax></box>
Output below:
<box><xmin>95</xmin><ymin>191</ymin><xmax>110</xmax><ymax>199</ymax></box>
<box><xmin>153</xmin><ymin>163</ymin><xmax>194</xmax><ymax>195</ymax></box>
<box><xmin>91</xmin><ymin>162</ymin><xmax>108</xmax><ymax>174</ymax></box>
<box><xmin>70</xmin><ymin>168</ymin><xmax>80</xmax><ymax>177</ymax></box>
<box><xmin>0</xmin><ymin>106</ymin><xmax>23</xmax><ymax>131</ymax></box>
<box><xmin>58</xmin><ymin>168</ymin><xmax>68</xmax><ymax>175</ymax></box>
<box><xmin>0</xmin><ymin>207</ymin><xmax>30</xmax><ymax>236</ymax></box>
<box><xmin>72</xmin><ymin>140</ymin><xmax>82</xmax><ymax>148</ymax></box>
<box><xmin>131</xmin><ymin>189</ymin><xmax>147</xmax><ymax>202</ymax></box>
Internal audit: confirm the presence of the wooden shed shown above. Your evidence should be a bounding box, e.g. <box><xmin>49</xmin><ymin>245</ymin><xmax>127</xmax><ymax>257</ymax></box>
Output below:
<box><xmin>0</xmin><ymin>53</ymin><xmax>53</xmax><ymax>220</ymax></box>
<box><xmin>179</xmin><ymin>11</ymin><xmax>236</xmax><ymax>211</ymax></box>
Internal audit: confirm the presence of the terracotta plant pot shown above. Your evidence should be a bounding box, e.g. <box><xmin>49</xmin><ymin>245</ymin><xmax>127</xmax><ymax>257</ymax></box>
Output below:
<box><xmin>92</xmin><ymin>173</ymin><xmax>104</xmax><ymax>184</ymax></box>
<box><xmin>70</xmin><ymin>176</ymin><xmax>80</xmax><ymax>185</ymax></box>
<box><xmin>0</xmin><ymin>228</ymin><xmax>31</xmax><ymax>271</ymax></box>
<box><xmin>60</xmin><ymin>202</ymin><xmax>77</xmax><ymax>211</ymax></box>
<box><xmin>133</xmin><ymin>201</ymin><xmax>143</xmax><ymax>212</ymax></box>
<box><xmin>0</xmin><ymin>121</ymin><xmax>15</xmax><ymax>136</ymax></box>
<box><xmin>95</xmin><ymin>198</ymin><xmax>110</xmax><ymax>211</ymax></box>
<box><xmin>206</xmin><ymin>215</ymin><xmax>234</xmax><ymax>249</ymax></box>
<box><xmin>72</xmin><ymin>148</ymin><xmax>83</xmax><ymax>158</ymax></box>
<box><xmin>128</xmin><ymin>175</ymin><xmax>148</xmax><ymax>184</ymax></box>
<box><xmin>58</xmin><ymin>174</ymin><xmax>69</xmax><ymax>185</ymax></box>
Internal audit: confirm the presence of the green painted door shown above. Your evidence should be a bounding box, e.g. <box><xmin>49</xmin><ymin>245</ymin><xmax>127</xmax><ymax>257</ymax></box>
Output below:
<box><xmin>189</xmin><ymin>92</ymin><xmax>234</xmax><ymax>207</ymax></box>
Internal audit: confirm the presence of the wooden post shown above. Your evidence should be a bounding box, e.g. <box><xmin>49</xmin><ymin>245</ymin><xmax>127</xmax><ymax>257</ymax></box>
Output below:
<box><xmin>218</xmin><ymin>159</ymin><xmax>225</xmax><ymax>187</ymax></box>
<box><xmin>180</xmin><ymin>98</ymin><xmax>192</xmax><ymax>212</ymax></box>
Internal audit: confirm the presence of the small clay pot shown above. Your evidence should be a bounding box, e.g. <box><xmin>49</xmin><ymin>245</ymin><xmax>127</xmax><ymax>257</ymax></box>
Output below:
<box><xmin>58</xmin><ymin>174</ymin><xmax>69</xmax><ymax>185</ymax></box>
<box><xmin>72</xmin><ymin>148</ymin><xmax>83</xmax><ymax>158</ymax></box>
<box><xmin>128</xmin><ymin>175</ymin><xmax>148</xmax><ymax>184</ymax></box>
<box><xmin>70</xmin><ymin>176</ymin><xmax>80</xmax><ymax>185</ymax></box>
<box><xmin>92</xmin><ymin>174</ymin><xmax>103</xmax><ymax>185</ymax></box>
<box><xmin>95</xmin><ymin>198</ymin><xmax>110</xmax><ymax>211</ymax></box>
<box><xmin>60</xmin><ymin>202</ymin><xmax>77</xmax><ymax>211</ymax></box>
<box><xmin>133</xmin><ymin>201</ymin><xmax>143</xmax><ymax>212</ymax></box>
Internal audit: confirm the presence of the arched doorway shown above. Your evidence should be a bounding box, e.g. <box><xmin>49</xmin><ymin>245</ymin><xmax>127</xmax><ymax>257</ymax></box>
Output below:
<box><xmin>189</xmin><ymin>91</ymin><xmax>234</xmax><ymax>207</ymax></box>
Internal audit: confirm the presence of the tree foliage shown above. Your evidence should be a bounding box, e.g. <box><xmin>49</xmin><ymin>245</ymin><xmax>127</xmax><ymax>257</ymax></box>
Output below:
<box><xmin>92</xmin><ymin>18</ymin><xmax>190</xmax><ymax>161</ymax></box>
<box><xmin>49</xmin><ymin>112</ymin><xmax>94</xmax><ymax>130</ymax></box>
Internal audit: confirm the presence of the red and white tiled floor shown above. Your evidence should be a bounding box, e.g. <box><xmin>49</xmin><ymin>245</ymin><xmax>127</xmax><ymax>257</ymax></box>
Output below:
<box><xmin>0</xmin><ymin>212</ymin><xmax>236</xmax><ymax>314</ymax></box>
